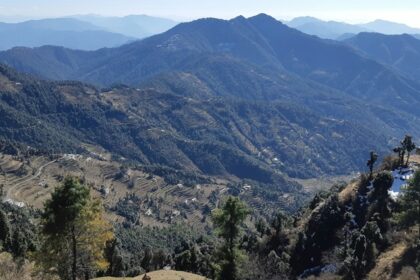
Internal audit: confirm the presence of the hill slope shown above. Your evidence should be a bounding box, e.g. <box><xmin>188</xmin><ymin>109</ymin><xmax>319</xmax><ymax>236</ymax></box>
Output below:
<box><xmin>0</xmin><ymin>64</ymin><xmax>389</xmax><ymax>181</ymax></box>
<box><xmin>344</xmin><ymin>32</ymin><xmax>420</xmax><ymax>80</ymax></box>
<box><xmin>95</xmin><ymin>270</ymin><xmax>206</xmax><ymax>280</ymax></box>
<box><xmin>1</xmin><ymin>14</ymin><xmax>419</xmax><ymax>117</ymax></box>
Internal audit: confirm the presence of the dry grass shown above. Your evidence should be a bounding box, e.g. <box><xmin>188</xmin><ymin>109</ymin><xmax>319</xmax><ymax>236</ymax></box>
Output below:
<box><xmin>411</xmin><ymin>154</ymin><xmax>420</xmax><ymax>164</ymax></box>
<box><xmin>367</xmin><ymin>243</ymin><xmax>408</xmax><ymax>280</ymax></box>
<box><xmin>94</xmin><ymin>270</ymin><xmax>208</xmax><ymax>280</ymax></box>
<box><xmin>0</xmin><ymin>253</ymin><xmax>35</xmax><ymax>280</ymax></box>
<box><xmin>338</xmin><ymin>180</ymin><xmax>359</xmax><ymax>203</ymax></box>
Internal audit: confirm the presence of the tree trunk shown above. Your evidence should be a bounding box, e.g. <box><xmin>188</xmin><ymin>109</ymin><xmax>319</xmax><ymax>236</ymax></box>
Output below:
<box><xmin>406</xmin><ymin>152</ymin><xmax>410</xmax><ymax>166</ymax></box>
<box><xmin>72</xmin><ymin>225</ymin><xmax>77</xmax><ymax>280</ymax></box>
<box><xmin>401</xmin><ymin>151</ymin><xmax>406</xmax><ymax>166</ymax></box>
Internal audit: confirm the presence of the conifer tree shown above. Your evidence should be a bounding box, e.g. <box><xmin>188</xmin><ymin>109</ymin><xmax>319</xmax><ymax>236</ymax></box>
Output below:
<box><xmin>393</xmin><ymin>147</ymin><xmax>404</xmax><ymax>167</ymax></box>
<box><xmin>401</xmin><ymin>135</ymin><xmax>416</xmax><ymax>166</ymax></box>
<box><xmin>38</xmin><ymin>176</ymin><xmax>113</xmax><ymax>280</ymax></box>
<box><xmin>212</xmin><ymin>196</ymin><xmax>250</xmax><ymax>280</ymax></box>
<box><xmin>366</xmin><ymin>151</ymin><xmax>378</xmax><ymax>179</ymax></box>
<box><xmin>397</xmin><ymin>170</ymin><xmax>420</xmax><ymax>239</ymax></box>
<box><xmin>0</xmin><ymin>209</ymin><xmax>11</xmax><ymax>251</ymax></box>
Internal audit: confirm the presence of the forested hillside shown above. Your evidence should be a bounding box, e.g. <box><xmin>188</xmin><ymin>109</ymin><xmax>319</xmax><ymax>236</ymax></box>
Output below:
<box><xmin>0</xmin><ymin>141</ymin><xmax>419</xmax><ymax>279</ymax></box>
<box><xmin>0</xmin><ymin>10</ymin><xmax>419</xmax><ymax>280</ymax></box>
<box><xmin>1</xmin><ymin>14</ymin><xmax>419</xmax><ymax>145</ymax></box>
<box><xmin>0</xmin><ymin>64</ymin><xmax>389</xmax><ymax>180</ymax></box>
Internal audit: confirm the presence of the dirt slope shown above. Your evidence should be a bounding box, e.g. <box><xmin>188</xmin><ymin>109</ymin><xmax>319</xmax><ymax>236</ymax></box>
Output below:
<box><xmin>95</xmin><ymin>269</ymin><xmax>208</xmax><ymax>280</ymax></box>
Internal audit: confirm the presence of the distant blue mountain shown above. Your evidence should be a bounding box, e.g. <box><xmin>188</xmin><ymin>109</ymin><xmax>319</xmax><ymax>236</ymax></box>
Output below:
<box><xmin>0</xmin><ymin>18</ymin><xmax>135</xmax><ymax>50</ymax></box>
<box><xmin>287</xmin><ymin>17</ymin><xmax>420</xmax><ymax>39</ymax></box>
<box><xmin>287</xmin><ymin>17</ymin><xmax>367</xmax><ymax>39</ymax></box>
<box><xmin>72</xmin><ymin>15</ymin><xmax>178</xmax><ymax>38</ymax></box>
<box><xmin>359</xmin><ymin>19</ymin><xmax>420</xmax><ymax>35</ymax></box>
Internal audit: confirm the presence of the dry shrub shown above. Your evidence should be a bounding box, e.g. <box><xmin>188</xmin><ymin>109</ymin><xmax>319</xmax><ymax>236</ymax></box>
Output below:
<box><xmin>0</xmin><ymin>252</ymin><xmax>58</xmax><ymax>280</ymax></box>
<box><xmin>381</xmin><ymin>155</ymin><xmax>400</xmax><ymax>171</ymax></box>
<box><xmin>0</xmin><ymin>252</ymin><xmax>33</xmax><ymax>280</ymax></box>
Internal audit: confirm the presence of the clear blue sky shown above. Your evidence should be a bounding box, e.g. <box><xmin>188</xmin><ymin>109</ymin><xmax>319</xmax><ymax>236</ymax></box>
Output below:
<box><xmin>1</xmin><ymin>0</ymin><xmax>420</xmax><ymax>26</ymax></box>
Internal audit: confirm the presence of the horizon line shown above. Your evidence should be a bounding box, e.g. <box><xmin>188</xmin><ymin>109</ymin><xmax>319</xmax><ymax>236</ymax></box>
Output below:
<box><xmin>0</xmin><ymin>13</ymin><xmax>420</xmax><ymax>29</ymax></box>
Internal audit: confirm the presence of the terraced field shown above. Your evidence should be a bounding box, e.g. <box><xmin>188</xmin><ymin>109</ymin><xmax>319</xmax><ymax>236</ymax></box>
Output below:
<box><xmin>0</xmin><ymin>152</ymin><xmax>232</xmax><ymax>228</ymax></box>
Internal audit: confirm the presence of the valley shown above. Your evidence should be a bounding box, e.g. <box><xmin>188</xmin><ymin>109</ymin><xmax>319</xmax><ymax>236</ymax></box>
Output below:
<box><xmin>0</xmin><ymin>6</ymin><xmax>419</xmax><ymax>280</ymax></box>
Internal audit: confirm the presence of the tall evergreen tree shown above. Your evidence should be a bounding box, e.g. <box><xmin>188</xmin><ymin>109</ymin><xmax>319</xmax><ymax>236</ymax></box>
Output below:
<box><xmin>366</xmin><ymin>151</ymin><xmax>378</xmax><ymax>179</ymax></box>
<box><xmin>397</xmin><ymin>170</ymin><xmax>420</xmax><ymax>239</ymax></box>
<box><xmin>393</xmin><ymin>147</ymin><xmax>404</xmax><ymax>167</ymax></box>
<box><xmin>212</xmin><ymin>197</ymin><xmax>250</xmax><ymax>280</ymax></box>
<box><xmin>0</xmin><ymin>209</ymin><xmax>11</xmax><ymax>251</ymax></box>
<box><xmin>38</xmin><ymin>176</ymin><xmax>113</xmax><ymax>280</ymax></box>
<box><xmin>401</xmin><ymin>135</ymin><xmax>416</xmax><ymax>166</ymax></box>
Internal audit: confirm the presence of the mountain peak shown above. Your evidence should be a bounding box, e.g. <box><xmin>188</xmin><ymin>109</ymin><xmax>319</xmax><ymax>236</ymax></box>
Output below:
<box><xmin>249</xmin><ymin>13</ymin><xmax>278</xmax><ymax>22</ymax></box>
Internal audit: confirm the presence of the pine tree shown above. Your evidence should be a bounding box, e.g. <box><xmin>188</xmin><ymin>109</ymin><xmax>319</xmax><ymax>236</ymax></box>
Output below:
<box><xmin>401</xmin><ymin>135</ymin><xmax>416</xmax><ymax>166</ymax></box>
<box><xmin>212</xmin><ymin>196</ymin><xmax>250</xmax><ymax>280</ymax></box>
<box><xmin>38</xmin><ymin>176</ymin><xmax>113</xmax><ymax>280</ymax></box>
<box><xmin>397</xmin><ymin>170</ymin><xmax>420</xmax><ymax>239</ymax></box>
<box><xmin>393</xmin><ymin>147</ymin><xmax>404</xmax><ymax>167</ymax></box>
<box><xmin>0</xmin><ymin>209</ymin><xmax>11</xmax><ymax>251</ymax></box>
<box><xmin>105</xmin><ymin>239</ymin><xmax>125</xmax><ymax>277</ymax></box>
<box><xmin>366</xmin><ymin>151</ymin><xmax>378</xmax><ymax>179</ymax></box>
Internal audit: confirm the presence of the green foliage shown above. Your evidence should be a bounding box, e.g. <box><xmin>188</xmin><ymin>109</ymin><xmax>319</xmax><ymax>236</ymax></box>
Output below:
<box><xmin>401</xmin><ymin>135</ymin><xmax>416</xmax><ymax>166</ymax></box>
<box><xmin>291</xmin><ymin>194</ymin><xmax>344</xmax><ymax>274</ymax></box>
<box><xmin>0</xmin><ymin>202</ymin><xmax>38</xmax><ymax>258</ymax></box>
<box><xmin>394</xmin><ymin>135</ymin><xmax>417</xmax><ymax>167</ymax></box>
<box><xmin>38</xmin><ymin>177</ymin><xmax>113</xmax><ymax>280</ymax></box>
<box><xmin>396</xmin><ymin>170</ymin><xmax>420</xmax><ymax>235</ymax></box>
<box><xmin>113</xmin><ymin>223</ymin><xmax>202</xmax><ymax>276</ymax></box>
<box><xmin>113</xmin><ymin>193</ymin><xmax>141</xmax><ymax>224</ymax></box>
<box><xmin>104</xmin><ymin>239</ymin><xmax>125</xmax><ymax>277</ymax></box>
<box><xmin>212</xmin><ymin>197</ymin><xmax>250</xmax><ymax>280</ymax></box>
<box><xmin>42</xmin><ymin>177</ymin><xmax>89</xmax><ymax>235</ymax></box>
<box><xmin>0</xmin><ymin>209</ymin><xmax>11</xmax><ymax>250</ymax></box>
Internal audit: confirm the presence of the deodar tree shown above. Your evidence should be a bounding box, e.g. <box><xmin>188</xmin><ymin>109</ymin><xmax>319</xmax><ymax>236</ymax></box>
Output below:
<box><xmin>402</xmin><ymin>135</ymin><xmax>416</xmax><ymax>166</ymax></box>
<box><xmin>397</xmin><ymin>170</ymin><xmax>420</xmax><ymax>239</ymax></box>
<box><xmin>212</xmin><ymin>196</ymin><xmax>250</xmax><ymax>280</ymax></box>
<box><xmin>37</xmin><ymin>177</ymin><xmax>113</xmax><ymax>280</ymax></box>
<box><xmin>367</xmin><ymin>151</ymin><xmax>378</xmax><ymax>179</ymax></box>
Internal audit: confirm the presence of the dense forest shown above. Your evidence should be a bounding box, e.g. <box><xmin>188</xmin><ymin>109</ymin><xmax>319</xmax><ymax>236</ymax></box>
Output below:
<box><xmin>0</xmin><ymin>137</ymin><xmax>419</xmax><ymax>280</ymax></box>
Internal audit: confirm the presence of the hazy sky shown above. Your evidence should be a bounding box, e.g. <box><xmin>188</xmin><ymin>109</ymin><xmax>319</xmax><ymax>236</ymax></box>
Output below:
<box><xmin>1</xmin><ymin>0</ymin><xmax>420</xmax><ymax>27</ymax></box>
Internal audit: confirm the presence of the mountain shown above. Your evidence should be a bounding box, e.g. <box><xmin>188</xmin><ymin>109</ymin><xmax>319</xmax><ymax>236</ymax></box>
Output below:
<box><xmin>287</xmin><ymin>16</ymin><xmax>367</xmax><ymax>39</ymax></box>
<box><xmin>1</xmin><ymin>14</ymin><xmax>419</xmax><ymax>127</ymax></box>
<box><xmin>0</xmin><ymin>18</ymin><xmax>135</xmax><ymax>50</ymax></box>
<box><xmin>287</xmin><ymin>17</ymin><xmax>420</xmax><ymax>39</ymax></box>
<box><xmin>73</xmin><ymin>14</ymin><xmax>178</xmax><ymax>38</ymax></box>
<box><xmin>0</xmin><ymin>63</ymin><xmax>390</xmax><ymax>182</ymax></box>
<box><xmin>344</xmin><ymin>33</ymin><xmax>420</xmax><ymax>81</ymax></box>
<box><xmin>0</xmin><ymin>14</ymin><xmax>419</xmax><ymax>181</ymax></box>
<box><xmin>359</xmin><ymin>19</ymin><xmax>420</xmax><ymax>35</ymax></box>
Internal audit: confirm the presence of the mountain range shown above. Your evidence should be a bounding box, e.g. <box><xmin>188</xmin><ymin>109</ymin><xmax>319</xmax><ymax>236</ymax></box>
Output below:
<box><xmin>72</xmin><ymin>14</ymin><xmax>178</xmax><ymax>38</ymax></box>
<box><xmin>344</xmin><ymin>32</ymin><xmax>420</xmax><ymax>81</ymax></box>
<box><xmin>0</xmin><ymin>14</ymin><xmax>419</xmax><ymax>183</ymax></box>
<box><xmin>287</xmin><ymin>17</ymin><xmax>420</xmax><ymax>39</ymax></box>
<box><xmin>0</xmin><ymin>15</ymin><xmax>177</xmax><ymax>51</ymax></box>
